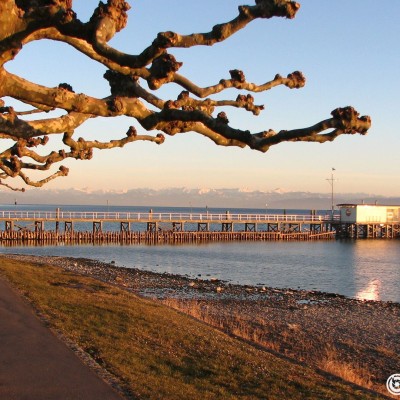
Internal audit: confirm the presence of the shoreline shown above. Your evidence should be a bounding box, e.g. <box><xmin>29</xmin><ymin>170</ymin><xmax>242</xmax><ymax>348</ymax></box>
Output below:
<box><xmin>3</xmin><ymin>253</ymin><xmax>399</xmax><ymax>396</ymax></box>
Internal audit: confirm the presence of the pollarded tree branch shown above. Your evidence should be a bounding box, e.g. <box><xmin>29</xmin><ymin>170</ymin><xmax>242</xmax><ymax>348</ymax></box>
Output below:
<box><xmin>142</xmin><ymin>106</ymin><xmax>371</xmax><ymax>152</ymax></box>
<box><xmin>0</xmin><ymin>0</ymin><xmax>371</xmax><ymax>189</ymax></box>
<box><xmin>172</xmin><ymin>91</ymin><xmax>265</xmax><ymax>116</ymax></box>
<box><xmin>253</xmin><ymin>107</ymin><xmax>371</xmax><ymax>150</ymax></box>
<box><xmin>13</xmin><ymin>168</ymin><xmax>69</xmax><ymax>188</ymax></box>
<box><xmin>0</xmin><ymin>109</ymin><xmax>92</xmax><ymax>139</ymax></box>
<box><xmin>104</xmin><ymin>68</ymin><xmax>303</xmax><ymax>111</ymax></box>
<box><xmin>0</xmin><ymin>179</ymin><xmax>26</xmax><ymax>192</ymax></box>
<box><xmin>0</xmin><ymin>69</ymin><xmax>154</xmax><ymax>120</ymax></box>
<box><xmin>75</xmin><ymin>0</ymin><xmax>300</xmax><ymax>69</ymax></box>
<box><xmin>172</xmin><ymin>70</ymin><xmax>305</xmax><ymax>99</ymax></box>
<box><xmin>0</xmin><ymin>126</ymin><xmax>165</xmax><ymax>188</ymax></box>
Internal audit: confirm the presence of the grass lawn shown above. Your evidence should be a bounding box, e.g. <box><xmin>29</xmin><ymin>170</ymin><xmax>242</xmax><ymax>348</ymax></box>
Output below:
<box><xmin>0</xmin><ymin>256</ymin><xmax>382</xmax><ymax>400</ymax></box>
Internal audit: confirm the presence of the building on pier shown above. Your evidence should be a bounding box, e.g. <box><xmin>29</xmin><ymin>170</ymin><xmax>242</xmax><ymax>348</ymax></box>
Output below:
<box><xmin>334</xmin><ymin>203</ymin><xmax>400</xmax><ymax>238</ymax></box>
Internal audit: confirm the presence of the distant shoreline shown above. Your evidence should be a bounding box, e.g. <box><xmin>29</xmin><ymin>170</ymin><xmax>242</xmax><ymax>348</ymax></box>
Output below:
<box><xmin>2</xmin><ymin>188</ymin><xmax>400</xmax><ymax>211</ymax></box>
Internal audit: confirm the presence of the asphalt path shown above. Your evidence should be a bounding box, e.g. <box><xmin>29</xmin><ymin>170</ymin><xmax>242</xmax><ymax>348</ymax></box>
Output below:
<box><xmin>0</xmin><ymin>276</ymin><xmax>123</xmax><ymax>400</ymax></box>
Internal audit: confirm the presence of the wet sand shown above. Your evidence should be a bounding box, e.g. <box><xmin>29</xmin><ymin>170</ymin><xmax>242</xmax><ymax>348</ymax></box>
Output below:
<box><xmin>4</xmin><ymin>254</ymin><xmax>399</xmax><ymax>395</ymax></box>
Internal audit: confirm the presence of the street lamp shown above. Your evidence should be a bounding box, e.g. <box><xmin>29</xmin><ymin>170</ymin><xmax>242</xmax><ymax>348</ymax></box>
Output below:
<box><xmin>326</xmin><ymin>168</ymin><xmax>336</xmax><ymax>219</ymax></box>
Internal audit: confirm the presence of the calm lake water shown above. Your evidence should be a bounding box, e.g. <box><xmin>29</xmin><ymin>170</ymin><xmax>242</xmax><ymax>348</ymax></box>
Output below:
<box><xmin>0</xmin><ymin>205</ymin><xmax>399</xmax><ymax>303</ymax></box>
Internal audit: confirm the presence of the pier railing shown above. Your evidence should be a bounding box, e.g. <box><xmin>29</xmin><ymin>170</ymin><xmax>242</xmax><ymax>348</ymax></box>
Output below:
<box><xmin>0</xmin><ymin>210</ymin><xmax>337</xmax><ymax>223</ymax></box>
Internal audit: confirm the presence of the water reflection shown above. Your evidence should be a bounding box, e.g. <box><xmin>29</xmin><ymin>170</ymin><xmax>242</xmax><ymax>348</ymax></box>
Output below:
<box><xmin>356</xmin><ymin>279</ymin><xmax>381</xmax><ymax>301</ymax></box>
<box><xmin>351</xmin><ymin>240</ymin><xmax>399</xmax><ymax>302</ymax></box>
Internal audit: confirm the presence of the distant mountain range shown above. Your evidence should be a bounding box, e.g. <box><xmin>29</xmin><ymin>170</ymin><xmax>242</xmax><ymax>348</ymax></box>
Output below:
<box><xmin>2</xmin><ymin>187</ymin><xmax>400</xmax><ymax>210</ymax></box>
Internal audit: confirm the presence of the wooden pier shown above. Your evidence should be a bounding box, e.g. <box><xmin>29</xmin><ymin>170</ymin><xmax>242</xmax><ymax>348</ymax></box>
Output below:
<box><xmin>0</xmin><ymin>209</ymin><xmax>398</xmax><ymax>244</ymax></box>
<box><xmin>0</xmin><ymin>210</ymin><xmax>335</xmax><ymax>244</ymax></box>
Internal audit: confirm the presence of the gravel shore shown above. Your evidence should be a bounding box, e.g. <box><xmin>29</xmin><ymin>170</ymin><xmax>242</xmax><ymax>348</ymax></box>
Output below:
<box><xmin>4</xmin><ymin>254</ymin><xmax>399</xmax><ymax>396</ymax></box>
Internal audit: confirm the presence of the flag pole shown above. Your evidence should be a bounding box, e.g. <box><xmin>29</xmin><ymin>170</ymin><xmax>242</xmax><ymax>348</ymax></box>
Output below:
<box><xmin>326</xmin><ymin>168</ymin><xmax>336</xmax><ymax>219</ymax></box>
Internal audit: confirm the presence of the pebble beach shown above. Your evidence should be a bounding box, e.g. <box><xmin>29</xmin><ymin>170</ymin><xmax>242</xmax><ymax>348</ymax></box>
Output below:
<box><xmin>4</xmin><ymin>253</ymin><xmax>399</xmax><ymax>395</ymax></box>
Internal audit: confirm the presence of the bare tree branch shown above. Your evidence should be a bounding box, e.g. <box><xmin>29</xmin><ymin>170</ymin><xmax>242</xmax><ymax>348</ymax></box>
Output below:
<box><xmin>0</xmin><ymin>0</ymin><xmax>371</xmax><ymax>189</ymax></box>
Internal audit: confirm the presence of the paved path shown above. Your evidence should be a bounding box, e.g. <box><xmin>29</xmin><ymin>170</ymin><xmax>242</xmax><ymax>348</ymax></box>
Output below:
<box><xmin>0</xmin><ymin>276</ymin><xmax>124</xmax><ymax>400</ymax></box>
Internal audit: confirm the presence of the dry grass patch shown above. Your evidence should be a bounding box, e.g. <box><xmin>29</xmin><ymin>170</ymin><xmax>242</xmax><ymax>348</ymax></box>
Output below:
<box><xmin>0</xmin><ymin>256</ymin><xmax>382</xmax><ymax>400</ymax></box>
<box><xmin>319</xmin><ymin>346</ymin><xmax>373</xmax><ymax>389</ymax></box>
<box><xmin>162</xmin><ymin>298</ymin><xmax>384</xmax><ymax>393</ymax></box>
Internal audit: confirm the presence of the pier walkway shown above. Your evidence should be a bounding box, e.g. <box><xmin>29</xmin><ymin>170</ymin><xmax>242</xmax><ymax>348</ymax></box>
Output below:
<box><xmin>1</xmin><ymin>209</ymin><xmax>398</xmax><ymax>242</ymax></box>
<box><xmin>0</xmin><ymin>210</ymin><xmax>336</xmax><ymax>243</ymax></box>
<box><xmin>0</xmin><ymin>210</ymin><xmax>332</xmax><ymax>231</ymax></box>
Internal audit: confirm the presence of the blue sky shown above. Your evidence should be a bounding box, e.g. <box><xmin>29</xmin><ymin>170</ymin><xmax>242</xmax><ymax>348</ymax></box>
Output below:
<box><xmin>5</xmin><ymin>1</ymin><xmax>400</xmax><ymax>196</ymax></box>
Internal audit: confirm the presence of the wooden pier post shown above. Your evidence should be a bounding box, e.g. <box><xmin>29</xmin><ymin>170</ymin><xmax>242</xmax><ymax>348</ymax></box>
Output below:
<box><xmin>120</xmin><ymin>222</ymin><xmax>130</xmax><ymax>232</ymax></box>
<box><xmin>172</xmin><ymin>222</ymin><xmax>184</xmax><ymax>232</ymax></box>
<box><xmin>93</xmin><ymin>221</ymin><xmax>102</xmax><ymax>234</ymax></box>
<box><xmin>5</xmin><ymin>221</ymin><xmax>14</xmax><ymax>232</ymax></box>
<box><xmin>221</xmin><ymin>222</ymin><xmax>233</xmax><ymax>232</ymax></box>
<box><xmin>245</xmin><ymin>223</ymin><xmax>256</xmax><ymax>232</ymax></box>
<box><xmin>147</xmin><ymin>222</ymin><xmax>158</xmax><ymax>232</ymax></box>
<box><xmin>65</xmin><ymin>221</ymin><xmax>73</xmax><ymax>234</ymax></box>
<box><xmin>197</xmin><ymin>223</ymin><xmax>209</xmax><ymax>232</ymax></box>
<box><xmin>34</xmin><ymin>221</ymin><xmax>44</xmax><ymax>233</ymax></box>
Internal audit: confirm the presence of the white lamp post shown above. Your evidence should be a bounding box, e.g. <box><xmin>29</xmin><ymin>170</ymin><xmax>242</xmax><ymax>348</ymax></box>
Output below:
<box><xmin>326</xmin><ymin>168</ymin><xmax>336</xmax><ymax>219</ymax></box>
